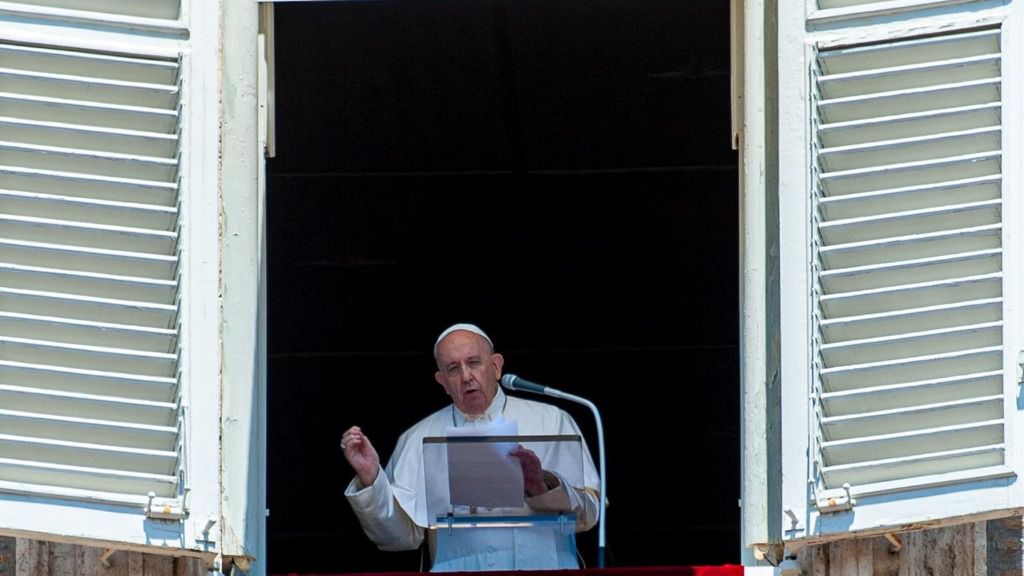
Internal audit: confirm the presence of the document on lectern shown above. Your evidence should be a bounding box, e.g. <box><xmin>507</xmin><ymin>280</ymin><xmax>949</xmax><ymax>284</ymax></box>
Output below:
<box><xmin>445</xmin><ymin>417</ymin><xmax>525</xmax><ymax>509</ymax></box>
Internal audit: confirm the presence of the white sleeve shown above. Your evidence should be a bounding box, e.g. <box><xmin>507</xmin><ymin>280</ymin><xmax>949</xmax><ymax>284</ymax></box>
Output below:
<box><xmin>524</xmin><ymin>471</ymin><xmax>600</xmax><ymax>533</ymax></box>
<box><xmin>345</xmin><ymin>466</ymin><xmax>425</xmax><ymax>551</ymax></box>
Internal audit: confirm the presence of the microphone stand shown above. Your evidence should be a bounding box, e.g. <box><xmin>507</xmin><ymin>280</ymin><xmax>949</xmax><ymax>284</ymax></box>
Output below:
<box><xmin>501</xmin><ymin>375</ymin><xmax>607</xmax><ymax>568</ymax></box>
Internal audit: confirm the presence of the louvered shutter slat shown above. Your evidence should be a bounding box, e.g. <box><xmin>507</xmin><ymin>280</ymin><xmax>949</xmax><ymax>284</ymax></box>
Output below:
<box><xmin>820</xmin><ymin>250</ymin><xmax>1002</xmax><ymax>294</ymax></box>
<box><xmin>819</xmin><ymin>175</ymin><xmax>1001</xmax><ymax>219</ymax></box>
<box><xmin>0</xmin><ymin>244</ymin><xmax>177</xmax><ymax>280</ymax></box>
<box><xmin>0</xmin><ymin>409</ymin><xmax>176</xmax><ymax>449</ymax></box>
<box><xmin>0</xmin><ymin>337</ymin><xmax>175</xmax><ymax>377</ymax></box>
<box><xmin>821</xmin><ymin>420</ymin><xmax>1003</xmax><ymax>464</ymax></box>
<box><xmin>821</xmin><ymin>370</ymin><xmax>1003</xmax><ymax>414</ymax></box>
<box><xmin>820</xmin><ymin>346</ymin><xmax>1002</xmax><ymax>390</ymax></box>
<box><xmin>0</xmin><ymin>190</ymin><xmax>178</xmax><ymax>229</ymax></box>
<box><xmin>0</xmin><ymin>143</ymin><xmax>178</xmax><ymax>181</ymax></box>
<box><xmin>819</xmin><ymin>104</ymin><xmax>1002</xmax><ymax>146</ymax></box>
<box><xmin>820</xmin><ymin>448</ymin><xmax>1006</xmax><ymax>488</ymax></box>
<box><xmin>819</xmin><ymin>273</ymin><xmax>1002</xmax><ymax>318</ymax></box>
<box><xmin>822</xmin><ymin>150</ymin><xmax>1001</xmax><ymax>190</ymax></box>
<box><xmin>0</xmin><ymin>0</ymin><xmax>181</xmax><ymax>21</ymax></box>
<box><xmin>821</xmin><ymin>395</ymin><xmax>1002</xmax><ymax>438</ymax></box>
<box><xmin>819</xmin><ymin>55</ymin><xmax>1000</xmax><ymax>97</ymax></box>
<box><xmin>0</xmin><ymin>311</ymin><xmax>176</xmax><ymax>352</ymax></box>
<box><xmin>0</xmin><ymin>70</ymin><xmax>178</xmax><ymax>109</ymax></box>
<box><xmin>819</xmin><ymin>29</ymin><xmax>1000</xmax><ymax>70</ymax></box>
<box><xmin>0</xmin><ymin>383</ymin><xmax>175</xmax><ymax>424</ymax></box>
<box><xmin>820</xmin><ymin>322</ymin><xmax>1001</xmax><ymax>366</ymax></box>
<box><xmin>819</xmin><ymin>79</ymin><xmax>1002</xmax><ymax>123</ymax></box>
<box><xmin>0</xmin><ymin>360</ymin><xmax>176</xmax><ymax>401</ymax></box>
<box><xmin>0</xmin><ymin>435</ymin><xmax>176</xmax><ymax>474</ymax></box>
<box><xmin>820</xmin><ymin>127</ymin><xmax>1000</xmax><ymax>173</ymax></box>
<box><xmin>820</xmin><ymin>200</ymin><xmax>1001</xmax><ymax>243</ymax></box>
<box><xmin>0</xmin><ymin>91</ymin><xmax>180</xmax><ymax>132</ymax></box>
<box><xmin>820</xmin><ymin>298</ymin><xmax>1002</xmax><ymax>341</ymax></box>
<box><xmin>0</xmin><ymin>44</ymin><xmax>179</xmax><ymax>80</ymax></box>
<box><xmin>2</xmin><ymin>216</ymin><xmax>177</xmax><ymax>254</ymax></box>
<box><xmin>0</xmin><ymin>168</ymin><xmax>177</xmax><ymax>205</ymax></box>
<box><xmin>0</xmin><ymin>287</ymin><xmax>176</xmax><ymax>327</ymax></box>
<box><xmin>0</xmin><ymin>118</ymin><xmax>179</xmax><ymax>157</ymax></box>
<box><xmin>0</xmin><ymin>264</ymin><xmax>177</xmax><ymax>303</ymax></box>
<box><xmin>0</xmin><ymin>457</ymin><xmax>176</xmax><ymax>495</ymax></box>
<box><xmin>819</xmin><ymin>229</ymin><xmax>1001</xmax><ymax>275</ymax></box>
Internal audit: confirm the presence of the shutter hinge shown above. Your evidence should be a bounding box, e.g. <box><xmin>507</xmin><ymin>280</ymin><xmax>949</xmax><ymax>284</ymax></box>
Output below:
<box><xmin>811</xmin><ymin>481</ymin><xmax>856</xmax><ymax>513</ymax></box>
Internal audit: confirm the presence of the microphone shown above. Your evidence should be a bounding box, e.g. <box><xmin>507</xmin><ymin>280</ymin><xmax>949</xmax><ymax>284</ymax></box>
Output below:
<box><xmin>499</xmin><ymin>373</ymin><xmax>608</xmax><ymax>568</ymax></box>
<box><xmin>500</xmin><ymin>373</ymin><xmax>548</xmax><ymax>395</ymax></box>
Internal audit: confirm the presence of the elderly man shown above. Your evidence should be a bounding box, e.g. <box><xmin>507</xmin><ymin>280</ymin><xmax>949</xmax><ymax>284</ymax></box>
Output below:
<box><xmin>341</xmin><ymin>323</ymin><xmax>600</xmax><ymax>571</ymax></box>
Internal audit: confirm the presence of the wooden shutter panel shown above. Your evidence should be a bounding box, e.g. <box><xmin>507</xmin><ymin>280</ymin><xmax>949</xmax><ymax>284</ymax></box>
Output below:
<box><xmin>809</xmin><ymin>28</ymin><xmax>1009</xmax><ymax>497</ymax></box>
<box><xmin>814</xmin><ymin>0</ymin><xmax>973</xmax><ymax>15</ymax></box>
<box><xmin>0</xmin><ymin>35</ymin><xmax>183</xmax><ymax>502</ymax></box>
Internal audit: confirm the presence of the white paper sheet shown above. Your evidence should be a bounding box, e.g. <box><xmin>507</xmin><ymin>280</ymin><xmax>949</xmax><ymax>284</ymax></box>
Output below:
<box><xmin>445</xmin><ymin>417</ymin><xmax>525</xmax><ymax>509</ymax></box>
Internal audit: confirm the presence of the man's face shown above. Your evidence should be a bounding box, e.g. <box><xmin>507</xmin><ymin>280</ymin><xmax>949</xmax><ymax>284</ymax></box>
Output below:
<box><xmin>434</xmin><ymin>331</ymin><xmax>504</xmax><ymax>416</ymax></box>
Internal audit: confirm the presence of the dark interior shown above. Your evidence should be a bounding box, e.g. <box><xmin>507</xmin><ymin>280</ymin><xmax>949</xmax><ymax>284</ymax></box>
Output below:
<box><xmin>266</xmin><ymin>1</ymin><xmax>739</xmax><ymax>571</ymax></box>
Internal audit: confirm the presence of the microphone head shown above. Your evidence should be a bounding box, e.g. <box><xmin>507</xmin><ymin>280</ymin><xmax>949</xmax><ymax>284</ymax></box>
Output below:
<box><xmin>500</xmin><ymin>374</ymin><xmax>518</xmax><ymax>389</ymax></box>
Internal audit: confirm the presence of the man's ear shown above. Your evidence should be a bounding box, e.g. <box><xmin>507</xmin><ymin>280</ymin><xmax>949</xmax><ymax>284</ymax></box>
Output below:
<box><xmin>491</xmin><ymin>353</ymin><xmax>504</xmax><ymax>378</ymax></box>
<box><xmin>434</xmin><ymin>371</ymin><xmax>446</xmax><ymax>388</ymax></box>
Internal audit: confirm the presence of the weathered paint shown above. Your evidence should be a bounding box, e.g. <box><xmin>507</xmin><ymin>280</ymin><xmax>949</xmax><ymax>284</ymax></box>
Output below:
<box><xmin>219</xmin><ymin>0</ymin><xmax>265</xmax><ymax>571</ymax></box>
<box><xmin>741</xmin><ymin>0</ymin><xmax>771</xmax><ymax>561</ymax></box>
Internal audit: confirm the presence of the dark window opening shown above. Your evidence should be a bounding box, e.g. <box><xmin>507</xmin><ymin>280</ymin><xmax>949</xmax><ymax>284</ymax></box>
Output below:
<box><xmin>267</xmin><ymin>1</ymin><xmax>739</xmax><ymax>572</ymax></box>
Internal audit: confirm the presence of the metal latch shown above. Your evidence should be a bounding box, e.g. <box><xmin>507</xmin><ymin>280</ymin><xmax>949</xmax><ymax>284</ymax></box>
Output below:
<box><xmin>811</xmin><ymin>481</ymin><xmax>855</xmax><ymax>513</ymax></box>
<box><xmin>146</xmin><ymin>491</ymin><xmax>187</xmax><ymax>520</ymax></box>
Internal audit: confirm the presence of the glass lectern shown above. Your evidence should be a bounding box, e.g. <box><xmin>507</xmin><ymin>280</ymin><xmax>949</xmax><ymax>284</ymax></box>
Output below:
<box><xmin>422</xmin><ymin>434</ymin><xmax>585</xmax><ymax>571</ymax></box>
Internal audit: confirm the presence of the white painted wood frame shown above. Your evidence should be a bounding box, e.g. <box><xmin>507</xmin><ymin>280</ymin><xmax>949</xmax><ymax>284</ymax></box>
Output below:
<box><xmin>760</xmin><ymin>0</ymin><xmax>1024</xmax><ymax>548</ymax></box>
<box><xmin>0</xmin><ymin>1</ymin><xmax>264</xmax><ymax>567</ymax></box>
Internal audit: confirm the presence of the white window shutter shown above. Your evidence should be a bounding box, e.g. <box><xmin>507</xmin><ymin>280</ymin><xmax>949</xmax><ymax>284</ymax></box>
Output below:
<box><xmin>0</xmin><ymin>0</ymin><xmax>226</xmax><ymax>554</ymax></box>
<box><xmin>775</xmin><ymin>0</ymin><xmax>1024</xmax><ymax>542</ymax></box>
<box><xmin>811</xmin><ymin>27</ymin><xmax>1007</xmax><ymax>494</ymax></box>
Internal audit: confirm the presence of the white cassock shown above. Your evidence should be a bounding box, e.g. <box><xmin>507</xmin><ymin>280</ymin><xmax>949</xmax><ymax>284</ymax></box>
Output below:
<box><xmin>345</xmin><ymin>387</ymin><xmax>600</xmax><ymax>571</ymax></box>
